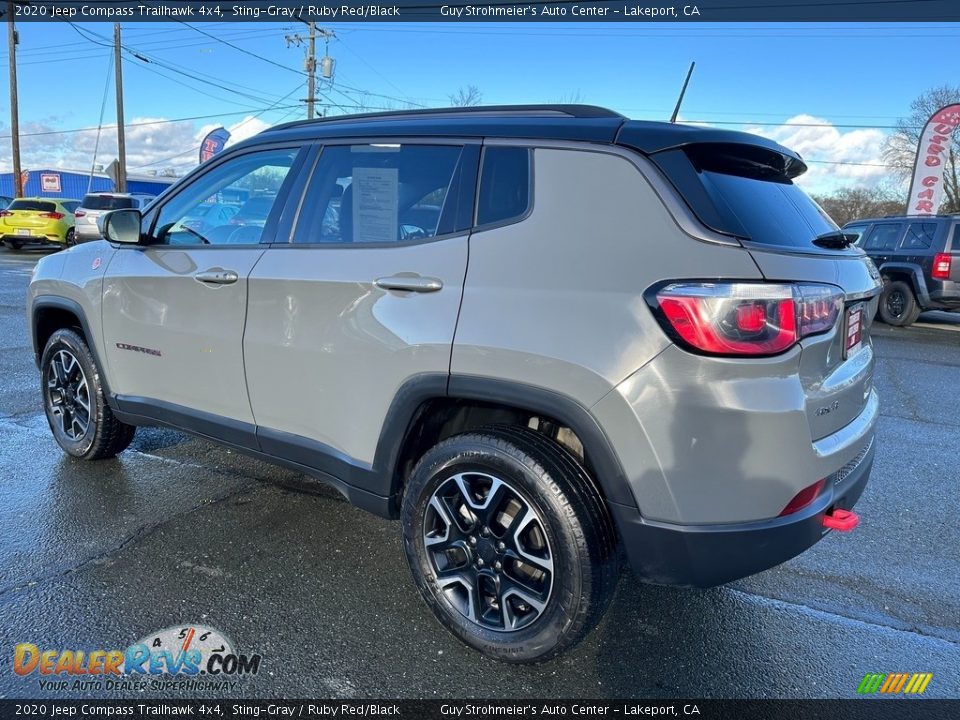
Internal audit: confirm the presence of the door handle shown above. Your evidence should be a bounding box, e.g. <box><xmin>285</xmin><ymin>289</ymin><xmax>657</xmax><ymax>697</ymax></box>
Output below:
<box><xmin>195</xmin><ymin>270</ymin><xmax>239</xmax><ymax>285</ymax></box>
<box><xmin>374</xmin><ymin>275</ymin><xmax>443</xmax><ymax>293</ymax></box>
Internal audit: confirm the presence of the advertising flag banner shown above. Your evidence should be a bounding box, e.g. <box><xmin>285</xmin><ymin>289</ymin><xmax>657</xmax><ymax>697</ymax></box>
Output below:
<box><xmin>906</xmin><ymin>104</ymin><xmax>960</xmax><ymax>215</ymax></box>
<box><xmin>199</xmin><ymin>127</ymin><xmax>231</xmax><ymax>164</ymax></box>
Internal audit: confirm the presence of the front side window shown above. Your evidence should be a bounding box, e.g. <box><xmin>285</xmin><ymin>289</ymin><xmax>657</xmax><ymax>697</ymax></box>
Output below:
<box><xmin>863</xmin><ymin>223</ymin><xmax>902</xmax><ymax>251</ymax></box>
<box><xmin>153</xmin><ymin>148</ymin><xmax>300</xmax><ymax>246</ymax></box>
<box><xmin>293</xmin><ymin>144</ymin><xmax>463</xmax><ymax>244</ymax></box>
<box><xmin>476</xmin><ymin>147</ymin><xmax>531</xmax><ymax>227</ymax></box>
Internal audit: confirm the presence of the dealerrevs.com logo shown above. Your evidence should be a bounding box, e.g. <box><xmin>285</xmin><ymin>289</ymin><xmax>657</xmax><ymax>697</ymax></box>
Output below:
<box><xmin>13</xmin><ymin>624</ymin><xmax>261</xmax><ymax>692</ymax></box>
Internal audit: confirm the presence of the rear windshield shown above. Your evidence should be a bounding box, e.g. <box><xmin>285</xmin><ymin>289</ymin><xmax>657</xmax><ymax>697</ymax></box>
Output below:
<box><xmin>699</xmin><ymin>170</ymin><xmax>838</xmax><ymax>248</ymax></box>
<box><xmin>81</xmin><ymin>195</ymin><xmax>136</xmax><ymax>211</ymax></box>
<box><xmin>8</xmin><ymin>200</ymin><xmax>56</xmax><ymax>212</ymax></box>
<box><xmin>652</xmin><ymin>143</ymin><xmax>839</xmax><ymax>248</ymax></box>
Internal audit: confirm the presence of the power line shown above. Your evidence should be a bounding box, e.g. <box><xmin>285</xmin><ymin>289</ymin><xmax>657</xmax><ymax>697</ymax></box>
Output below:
<box><xmin>179</xmin><ymin>22</ymin><xmax>305</xmax><ymax>76</ymax></box>
<box><xmin>131</xmin><ymin>84</ymin><xmax>305</xmax><ymax>169</ymax></box>
<box><xmin>0</xmin><ymin>107</ymin><xmax>303</xmax><ymax>141</ymax></box>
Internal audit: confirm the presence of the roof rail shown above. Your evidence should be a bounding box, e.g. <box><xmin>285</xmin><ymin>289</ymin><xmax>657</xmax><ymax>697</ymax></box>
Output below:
<box><xmin>267</xmin><ymin>104</ymin><xmax>625</xmax><ymax>133</ymax></box>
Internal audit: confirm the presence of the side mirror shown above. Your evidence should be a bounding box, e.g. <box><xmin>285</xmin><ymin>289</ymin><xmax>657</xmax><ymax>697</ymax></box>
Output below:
<box><xmin>99</xmin><ymin>208</ymin><xmax>143</xmax><ymax>244</ymax></box>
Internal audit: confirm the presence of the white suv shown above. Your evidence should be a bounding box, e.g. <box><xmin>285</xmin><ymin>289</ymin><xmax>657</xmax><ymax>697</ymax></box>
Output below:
<box><xmin>74</xmin><ymin>192</ymin><xmax>155</xmax><ymax>242</ymax></box>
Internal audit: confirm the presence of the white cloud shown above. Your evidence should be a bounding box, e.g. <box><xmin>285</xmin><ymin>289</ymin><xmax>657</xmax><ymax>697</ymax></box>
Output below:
<box><xmin>742</xmin><ymin>114</ymin><xmax>890</xmax><ymax>195</ymax></box>
<box><xmin>0</xmin><ymin>113</ymin><xmax>277</xmax><ymax>177</ymax></box>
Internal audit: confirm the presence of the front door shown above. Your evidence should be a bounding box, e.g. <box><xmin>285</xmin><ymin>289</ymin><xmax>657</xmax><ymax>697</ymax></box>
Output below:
<box><xmin>243</xmin><ymin>141</ymin><xmax>477</xmax><ymax>476</ymax></box>
<box><xmin>101</xmin><ymin>146</ymin><xmax>306</xmax><ymax>433</ymax></box>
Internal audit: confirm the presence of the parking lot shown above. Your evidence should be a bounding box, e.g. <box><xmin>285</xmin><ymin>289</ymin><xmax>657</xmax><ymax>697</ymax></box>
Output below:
<box><xmin>0</xmin><ymin>248</ymin><xmax>958</xmax><ymax>700</ymax></box>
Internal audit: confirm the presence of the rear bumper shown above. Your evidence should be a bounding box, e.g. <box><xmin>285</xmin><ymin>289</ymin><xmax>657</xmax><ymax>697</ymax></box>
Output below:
<box><xmin>611</xmin><ymin>434</ymin><xmax>874</xmax><ymax>588</ymax></box>
<box><xmin>1</xmin><ymin>233</ymin><xmax>64</xmax><ymax>244</ymax></box>
<box><xmin>74</xmin><ymin>224</ymin><xmax>101</xmax><ymax>239</ymax></box>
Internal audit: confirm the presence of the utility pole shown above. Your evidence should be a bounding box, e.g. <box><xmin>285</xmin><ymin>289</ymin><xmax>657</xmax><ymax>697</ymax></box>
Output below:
<box><xmin>7</xmin><ymin>1</ymin><xmax>22</xmax><ymax>197</ymax></box>
<box><xmin>113</xmin><ymin>23</ymin><xmax>127</xmax><ymax>192</ymax></box>
<box><xmin>306</xmin><ymin>22</ymin><xmax>316</xmax><ymax>120</ymax></box>
<box><xmin>286</xmin><ymin>24</ymin><xmax>334</xmax><ymax>120</ymax></box>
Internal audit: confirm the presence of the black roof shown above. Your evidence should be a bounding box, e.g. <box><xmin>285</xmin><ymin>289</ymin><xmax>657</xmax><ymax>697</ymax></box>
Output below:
<box><xmin>250</xmin><ymin>104</ymin><xmax>803</xmax><ymax>164</ymax></box>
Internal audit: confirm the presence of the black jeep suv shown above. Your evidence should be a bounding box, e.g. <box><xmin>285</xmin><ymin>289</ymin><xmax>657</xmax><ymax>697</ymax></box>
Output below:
<box><xmin>843</xmin><ymin>215</ymin><xmax>960</xmax><ymax>326</ymax></box>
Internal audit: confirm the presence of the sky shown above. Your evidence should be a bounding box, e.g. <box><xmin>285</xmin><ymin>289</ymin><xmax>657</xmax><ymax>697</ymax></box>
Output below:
<box><xmin>1</xmin><ymin>21</ymin><xmax>957</xmax><ymax>196</ymax></box>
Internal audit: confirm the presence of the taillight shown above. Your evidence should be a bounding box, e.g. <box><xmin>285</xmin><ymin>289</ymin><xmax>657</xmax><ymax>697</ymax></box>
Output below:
<box><xmin>39</xmin><ymin>212</ymin><xmax>64</xmax><ymax>220</ymax></box>
<box><xmin>932</xmin><ymin>253</ymin><xmax>952</xmax><ymax>280</ymax></box>
<box><xmin>0</xmin><ymin>210</ymin><xmax>11</xmax><ymax>217</ymax></box>
<box><xmin>74</xmin><ymin>210</ymin><xmax>86</xmax><ymax>218</ymax></box>
<box><xmin>652</xmin><ymin>282</ymin><xmax>843</xmax><ymax>357</ymax></box>
<box><xmin>779</xmin><ymin>478</ymin><xmax>826</xmax><ymax>516</ymax></box>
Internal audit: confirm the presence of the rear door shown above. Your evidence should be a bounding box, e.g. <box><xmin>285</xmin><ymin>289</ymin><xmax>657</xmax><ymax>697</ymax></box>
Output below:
<box><xmin>243</xmin><ymin>140</ymin><xmax>477</xmax><ymax>474</ymax></box>
<box><xmin>101</xmin><ymin>145</ymin><xmax>307</xmax><ymax>433</ymax></box>
<box><xmin>861</xmin><ymin>222</ymin><xmax>904</xmax><ymax>270</ymax></box>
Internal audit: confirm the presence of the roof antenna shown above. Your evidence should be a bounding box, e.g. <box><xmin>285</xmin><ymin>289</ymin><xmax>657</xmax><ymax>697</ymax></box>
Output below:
<box><xmin>670</xmin><ymin>62</ymin><xmax>696</xmax><ymax>123</ymax></box>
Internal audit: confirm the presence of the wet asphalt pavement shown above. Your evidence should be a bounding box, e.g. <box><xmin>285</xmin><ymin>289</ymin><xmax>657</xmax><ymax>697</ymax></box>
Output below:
<box><xmin>0</xmin><ymin>249</ymin><xmax>958</xmax><ymax>700</ymax></box>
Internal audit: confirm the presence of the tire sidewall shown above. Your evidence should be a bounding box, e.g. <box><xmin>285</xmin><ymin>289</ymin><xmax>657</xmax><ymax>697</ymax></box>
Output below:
<box><xmin>402</xmin><ymin>439</ymin><xmax>586</xmax><ymax>663</ymax></box>
<box><xmin>40</xmin><ymin>330</ymin><xmax>102</xmax><ymax>458</ymax></box>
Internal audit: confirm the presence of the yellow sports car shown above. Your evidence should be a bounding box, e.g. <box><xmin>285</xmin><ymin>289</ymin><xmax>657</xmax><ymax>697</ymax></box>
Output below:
<box><xmin>0</xmin><ymin>197</ymin><xmax>81</xmax><ymax>249</ymax></box>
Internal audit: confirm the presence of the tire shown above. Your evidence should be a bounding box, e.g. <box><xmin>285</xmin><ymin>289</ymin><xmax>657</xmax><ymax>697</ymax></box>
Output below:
<box><xmin>878</xmin><ymin>280</ymin><xmax>920</xmax><ymax>326</ymax></box>
<box><xmin>64</xmin><ymin>228</ymin><xmax>76</xmax><ymax>247</ymax></box>
<box><xmin>7</xmin><ymin>239</ymin><xmax>22</xmax><ymax>250</ymax></box>
<box><xmin>401</xmin><ymin>424</ymin><xmax>619</xmax><ymax>663</ymax></box>
<box><xmin>40</xmin><ymin>328</ymin><xmax>135</xmax><ymax>460</ymax></box>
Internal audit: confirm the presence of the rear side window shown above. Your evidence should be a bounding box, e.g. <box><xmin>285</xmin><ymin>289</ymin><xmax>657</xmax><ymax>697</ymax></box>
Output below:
<box><xmin>293</xmin><ymin>144</ymin><xmax>463</xmax><ymax>244</ymax></box>
<box><xmin>8</xmin><ymin>200</ymin><xmax>56</xmax><ymax>212</ymax></box>
<box><xmin>900</xmin><ymin>222</ymin><xmax>936</xmax><ymax>250</ymax></box>
<box><xmin>863</xmin><ymin>224</ymin><xmax>903</xmax><ymax>251</ymax></box>
<box><xmin>81</xmin><ymin>195</ymin><xmax>136</xmax><ymax>211</ymax></box>
<box><xmin>476</xmin><ymin>147</ymin><xmax>531</xmax><ymax>227</ymax></box>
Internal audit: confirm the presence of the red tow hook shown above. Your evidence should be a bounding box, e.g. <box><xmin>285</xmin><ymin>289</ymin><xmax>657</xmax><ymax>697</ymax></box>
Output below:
<box><xmin>823</xmin><ymin>508</ymin><xmax>859</xmax><ymax>532</ymax></box>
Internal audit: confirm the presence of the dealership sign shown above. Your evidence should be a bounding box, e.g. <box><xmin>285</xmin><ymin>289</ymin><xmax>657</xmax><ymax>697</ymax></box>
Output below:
<box><xmin>40</xmin><ymin>173</ymin><xmax>61</xmax><ymax>193</ymax></box>
<box><xmin>906</xmin><ymin>103</ymin><xmax>960</xmax><ymax>215</ymax></box>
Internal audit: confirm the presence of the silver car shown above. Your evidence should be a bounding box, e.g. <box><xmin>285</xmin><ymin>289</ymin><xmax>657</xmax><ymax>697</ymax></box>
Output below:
<box><xmin>73</xmin><ymin>192</ymin><xmax>155</xmax><ymax>242</ymax></box>
<box><xmin>27</xmin><ymin>105</ymin><xmax>881</xmax><ymax>662</ymax></box>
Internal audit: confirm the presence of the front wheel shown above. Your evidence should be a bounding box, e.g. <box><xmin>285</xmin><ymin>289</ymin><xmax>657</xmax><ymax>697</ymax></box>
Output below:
<box><xmin>41</xmin><ymin>328</ymin><xmax>135</xmax><ymax>459</ymax></box>
<box><xmin>401</xmin><ymin>425</ymin><xmax>619</xmax><ymax>663</ymax></box>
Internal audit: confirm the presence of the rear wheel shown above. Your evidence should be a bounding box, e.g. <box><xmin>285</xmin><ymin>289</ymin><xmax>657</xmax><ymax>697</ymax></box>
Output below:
<box><xmin>7</xmin><ymin>239</ymin><xmax>22</xmax><ymax>250</ymax></box>
<box><xmin>879</xmin><ymin>280</ymin><xmax>920</xmax><ymax>326</ymax></box>
<box><xmin>41</xmin><ymin>328</ymin><xmax>135</xmax><ymax>460</ymax></box>
<box><xmin>401</xmin><ymin>425</ymin><xmax>619</xmax><ymax>663</ymax></box>
<box><xmin>64</xmin><ymin>228</ymin><xmax>76</xmax><ymax>246</ymax></box>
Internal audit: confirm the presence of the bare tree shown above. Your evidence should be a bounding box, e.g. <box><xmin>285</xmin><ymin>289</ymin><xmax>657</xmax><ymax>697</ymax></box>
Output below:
<box><xmin>448</xmin><ymin>85</ymin><xmax>483</xmax><ymax>107</ymax></box>
<box><xmin>882</xmin><ymin>85</ymin><xmax>960</xmax><ymax>213</ymax></box>
<box><xmin>812</xmin><ymin>186</ymin><xmax>905</xmax><ymax>227</ymax></box>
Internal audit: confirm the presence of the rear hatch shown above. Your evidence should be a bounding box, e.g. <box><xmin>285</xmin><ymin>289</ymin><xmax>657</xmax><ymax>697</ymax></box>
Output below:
<box><xmin>1</xmin><ymin>200</ymin><xmax>61</xmax><ymax>232</ymax></box>
<box><xmin>644</xmin><ymin>140</ymin><xmax>882</xmax><ymax>440</ymax></box>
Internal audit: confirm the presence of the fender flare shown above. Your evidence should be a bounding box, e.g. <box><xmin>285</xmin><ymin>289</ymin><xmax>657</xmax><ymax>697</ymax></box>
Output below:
<box><xmin>373</xmin><ymin>374</ymin><xmax>636</xmax><ymax>508</ymax></box>
<box><xmin>30</xmin><ymin>296</ymin><xmax>112</xmax><ymax>396</ymax></box>
<box><xmin>878</xmin><ymin>262</ymin><xmax>931</xmax><ymax>306</ymax></box>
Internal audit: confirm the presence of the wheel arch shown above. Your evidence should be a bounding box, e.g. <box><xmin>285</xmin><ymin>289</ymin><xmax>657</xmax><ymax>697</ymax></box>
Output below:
<box><xmin>375</xmin><ymin>374</ymin><xmax>635</xmax><ymax>510</ymax></box>
<box><xmin>878</xmin><ymin>262</ymin><xmax>931</xmax><ymax>307</ymax></box>
<box><xmin>31</xmin><ymin>297</ymin><xmax>111</xmax><ymax>396</ymax></box>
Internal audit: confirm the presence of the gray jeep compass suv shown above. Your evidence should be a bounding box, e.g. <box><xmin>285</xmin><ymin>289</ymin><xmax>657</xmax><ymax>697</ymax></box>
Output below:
<box><xmin>27</xmin><ymin>106</ymin><xmax>881</xmax><ymax>662</ymax></box>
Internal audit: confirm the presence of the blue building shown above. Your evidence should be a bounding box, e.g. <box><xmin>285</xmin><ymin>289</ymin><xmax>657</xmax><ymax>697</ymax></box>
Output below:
<box><xmin>0</xmin><ymin>169</ymin><xmax>176</xmax><ymax>199</ymax></box>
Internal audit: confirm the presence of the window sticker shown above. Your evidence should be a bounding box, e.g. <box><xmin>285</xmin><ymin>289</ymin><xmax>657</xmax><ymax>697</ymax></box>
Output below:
<box><xmin>352</xmin><ymin>166</ymin><xmax>399</xmax><ymax>243</ymax></box>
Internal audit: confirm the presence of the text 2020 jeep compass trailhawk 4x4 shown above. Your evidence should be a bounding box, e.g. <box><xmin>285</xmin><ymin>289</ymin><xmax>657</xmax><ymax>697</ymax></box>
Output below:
<box><xmin>28</xmin><ymin>106</ymin><xmax>881</xmax><ymax>662</ymax></box>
